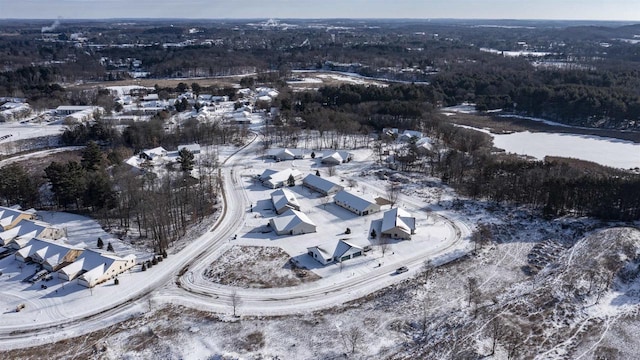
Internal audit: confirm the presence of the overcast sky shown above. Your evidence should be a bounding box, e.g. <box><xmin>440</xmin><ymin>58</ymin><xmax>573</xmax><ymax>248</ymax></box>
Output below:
<box><xmin>1</xmin><ymin>0</ymin><xmax>638</xmax><ymax>21</ymax></box>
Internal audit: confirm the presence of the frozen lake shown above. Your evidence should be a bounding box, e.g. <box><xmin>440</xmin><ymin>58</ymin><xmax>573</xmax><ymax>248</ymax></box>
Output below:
<box><xmin>491</xmin><ymin>131</ymin><xmax>640</xmax><ymax>169</ymax></box>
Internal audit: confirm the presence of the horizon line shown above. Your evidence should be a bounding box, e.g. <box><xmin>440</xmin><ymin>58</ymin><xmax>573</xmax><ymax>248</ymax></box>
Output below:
<box><xmin>1</xmin><ymin>17</ymin><xmax>638</xmax><ymax>23</ymax></box>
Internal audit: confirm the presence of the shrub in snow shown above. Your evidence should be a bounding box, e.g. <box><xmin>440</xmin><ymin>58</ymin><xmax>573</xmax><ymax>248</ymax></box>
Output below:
<box><xmin>345</xmin><ymin>228</ymin><xmax>351</xmax><ymax>234</ymax></box>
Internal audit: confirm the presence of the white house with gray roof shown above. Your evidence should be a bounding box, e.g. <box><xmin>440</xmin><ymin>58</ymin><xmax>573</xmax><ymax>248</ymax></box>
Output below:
<box><xmin>321</xmin><ymin>151</ymin><xmax>352</xmax><ymax>165</ymax></box>
<box><xmin>302</xmin><ymin>174</ymin><xmax>344</xmax><ymax>196</ymax></box>
<box><xmin>271</xmin><ymin>188</ymin><xmax>301</xmax><ymax>214</ymax></box>
<box><xmin>381</xmin><ymin>207</ymin><xmax>416</xmax><ymax>240</ymax></box>
<box><xmin>308</xmin><ymin>239</ymin><xmax>364</xmax><ymax>265</ymax></box>
<box><xmin>266</xmin><ymin>148</ymin><xmax>305</xmax><ymax>161</ymax></box>
<box><xmin>58</xmin><ymin>249</ymin><xmax>136</xmax><ymax>287</ymax></box>
<box><xmin>334</xmin><ymin>190</ymin><xmax>381</xmax><ymax>216</ymax></box>
<box><xmin>269</xmin><ymin>209</ymin><xmax>316</xmax><ymax>236</ymax></box>
<box><xmin>259</xmin><ymin>168</ymin><xmax>303</xmax><ymax>188</ymax></box>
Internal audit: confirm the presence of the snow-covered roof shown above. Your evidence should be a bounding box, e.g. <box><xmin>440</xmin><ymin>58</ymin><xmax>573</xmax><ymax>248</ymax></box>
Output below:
<box><xmin>302</xmin><ymin>174</ymin><xmax>343</xmax><ymax>193</ymax></box>
<box><xmin>0</xmin><ymin>219</ymin><xmax>48</xmax><ymax>244</ymax></box>
<box><xmin>416</xmin><ymin>137</ymin><xmax>433</xmax><ymax>151</ymax></box>
<box><xmin>334</xmin><ymin>190</ymin><xmax>377</xmax><ymax>212</ymax></box>
<box><xmin>267</xmin><ymin>148</ymin><xmax>305</xmax><ymax>159</ymax></box>
<box><xmin>22</xmin><ymin>238</ymin><xmax>81</xmax><ymax>265</ymax></box>
<box><xmin>400</xmin><ymin>130</ymin><xmax>423</xmax><ymax>140</ymax></box>
<box><xmin>178</xmin><ymin>144</ymin><xmax>201</xmax><ymax>153</ymax></box>
<box><xmin>141</xmin><ymin>147</ymin><xmax>167</xmax><ymax>159</ymax></box>
<box><xmin>333</xmin><ymin>239</ymin><xmax>363</xmax><ymax>259</ymax></box>
<box><xmin>381</xmin><ymin>208</ymin><xmax>416</xmax><ymax>234</ymax></box>
<box><xmin>321</xmin><ymin>151</ymin><xmax>351</xmax><ymax>164</ymax></box>
<box><xmin>270</xmin><ymin>209</ymin><xmax>316</xmax><ymax>233</ymax></box>
<box><xmin>56</xmin><ymin>105</ymin><xmax>95</xmax><ymax>112</ymax></box>
<box><xmin>308</xmin><ymin>245</ymin><xmax>333</xmax><ymax>260</ymax></box>
<box><xmin>271</xmin><ymin>188</ymin><xmax>301</xmax><ymax>213</ymax></box>
<box><xmin>59</xmin><ymin>249</ymin><xmax>135</xmax><ymax>280</ymax></box>
<box><xmin>261</xmin><ymin>169</ymin><xmax>303</xmax><ymax>187</ymax></box>
<box><xmin>0</xmin><ymin>207</ymin><xmax>33</xmax><ymax>229</ymax></box>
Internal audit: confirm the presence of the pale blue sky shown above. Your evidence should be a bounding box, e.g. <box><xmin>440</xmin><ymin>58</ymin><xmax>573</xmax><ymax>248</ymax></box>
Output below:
<box><xmin>0</xmin><ymin>0</ymin><xmax>638</xmax><ymax>21</ymax></box>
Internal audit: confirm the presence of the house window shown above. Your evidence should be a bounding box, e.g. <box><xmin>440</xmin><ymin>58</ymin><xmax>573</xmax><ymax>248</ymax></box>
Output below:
<box><xmin>341</xmin><ymin>255</ymin><xmax>350</xmax><ymax>261</ymax></box>
<box><xmin>353</xmin><ymin>252</ymin><xmax>362</xmax><ymax>257</ymax></box>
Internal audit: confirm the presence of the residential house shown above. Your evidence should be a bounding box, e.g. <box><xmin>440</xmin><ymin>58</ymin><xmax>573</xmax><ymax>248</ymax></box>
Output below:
<box><xmin>259</xmin><ymin>168</ymin><xmax>303</xmax><ymax>188</ymax></box>
<box><xmin>399</xmin><ymin>130</ymin><xmax>423</xmax><ymax>142</ymax></box>
<box><xmin>0</xmin><ymin>206</ymin><xmax>36</xmax><ymax>231</ymax></box>
<box><xmin>0</xmin><ymin>219</ymin><xmax>64</xmax><ymax>249</ymax></box>
<box><xmin>58</xmin><ymin>249</ymin><xmax>137</xmax><ymax>287</ymax></box>
<box><xmin>334</xmin><ymin>190</ymin><xmax>381</xmax><ymax>216</ymax></box>
<box><xmin>271</xmin><ymin>188</ymin><xmax>301</xmax><ymax>214</ymax></box>
<box><xmin>380</xmin><ymin>207</ymin><xmax>417</xmax><ymax>240</ymax></box>
<box><xmin>178</xmin><ymin>143</ymin><xmax>201</xmax><ymax>155</ymax></box>
<box><xmin>15</xmin><ymin>238</ymin><xmax>83</xmax><ymax>271</ymax></box>
<box><xmin>332</xmin><ymin>240</ymin><xmax>364</xmax><ymax>263</ymax></box>
<box><xmin>321</xmin><ymin>151</ymin><xmax>352</xmax><ymax>165</ymax></box>
<box><xmin>266</xmin><ymin>148</ymin><xmax>306</xmax><ymax>161</ymax></box>
<box><xmin>302</xmin><ymin>174</ymin><xmax>344</xmax><ymax>196</ymax></box>
<box><xmin>269</xmin><ymin>209</ymin><xmax>316</xmax><ymax>236</ymax></box>
<box><xmin>139</xmin><ymin>147</ymin><xmax>167</xmax><ymax>162</ymax></box>
<box><xmin>307</xmin><ymin>245</ymin><xmax>334</xmax><ymax>265</ymax></box>
<box><xmin>308</xmin><ymin>239</ymin><xmax>364</xmax><ymax>265</ymax></box>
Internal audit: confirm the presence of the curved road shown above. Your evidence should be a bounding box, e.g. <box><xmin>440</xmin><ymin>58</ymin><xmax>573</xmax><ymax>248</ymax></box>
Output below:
<box><xmin>0</xmin><ymin>133</ymin><xmax>470</xmax><ymax>350</ymax></box>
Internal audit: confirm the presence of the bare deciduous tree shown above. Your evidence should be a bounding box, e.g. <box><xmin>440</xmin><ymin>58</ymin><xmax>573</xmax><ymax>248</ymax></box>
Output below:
<box><xmin>341</xmin><ymin>326</ymin><xmax>364</xmax><ymax>354</ymax></box>
<box><xmin>466</xmin><ymin>277</ymin><xmax>481</xmax><ymax>317</ymax></box>
<box><xmin>377</xmin><ymin>236</ymin><xmax>392</xmax><ymax>257</ymax></box>
<box><xmin>230</xmin><ymin>289</ymin><xmax>241</xmax><ymax>317</ymax></box>
<box><xmin>386</xmin><ymin>182</ymin><xmax>401</xmax><ymax>208</ymax></box>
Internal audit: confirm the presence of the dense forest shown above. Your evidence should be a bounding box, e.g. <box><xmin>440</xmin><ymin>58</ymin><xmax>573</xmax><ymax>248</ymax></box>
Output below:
<box><xmin>1</xmin><ymin>19</ymin><xmax>640</xmax><ymax>129</ymax></box>
<box><xmin>0</xmin><ymin>19</ymin><xmax>639</xmax><ymax>223</ymax></box>
<box><xmin>274</xmin><ymin>83</ymin><xmax>640</xmax><ymax>221</ymax></box>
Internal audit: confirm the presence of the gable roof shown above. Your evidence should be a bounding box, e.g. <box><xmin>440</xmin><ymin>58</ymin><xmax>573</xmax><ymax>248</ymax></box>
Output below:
<box><xmin>321</xmin><ymin>151</ymin><xmax>351</xmax><ymax>164</ymax></box>
<box><xmin>24</xmin><ymin>238</ymin><xmax>82</xmax><ymax>265</ymax></box>
<box><xmin>334</xmin><ymin>190</ymin><xmax>377</xmax><ymax>212</ymax></box>
<box><xmin>381</xmin><ymin>207</ymin><xmax>416</xmax><ymax>233</ymax></box>
<box><xmin>333</xmin><ymin>239</ymin><xmax>363</xmax><ymax>259</ymax></box>
<box><xmin>0</xmin><ymin>219</ymin><xmax>49</xmax><ymax>245</ymax></box>
<box><xmin>267</xmin><ymin>148</ymin><xmax>305</xmax><ymax>159</ymax></box>
<box><xmin>262</xmin><ymin>169</ymin><xmax>303</xmax><ymax>186</ymax></box>
<box><xmin>271</xmin><ymin>188</ymin><xmax>301</xmax><ymax>213</ymax></box>
<box><xmin>141</xmin><ymin>147</ymin><xmax>167</xmax><ymax>159</ymax></box>
<box><xmin>270</xmin><ymin>209</ymin><xmax>316</xmax><ymax>233</ymax></box>
<box><xmin>178</xmin><ymin>144</ymin><xmax>200</xmax><ymax>153</ymax></box>
<box><xmin>59</xmin><ymin>249</ymin><xmax>135</xmax><ymax>280</ymax></box>
<box><xmin>302</xmin><ymin>174</ymin><xmax>343</xmax><ymax>193</ymax></box>
<box><xmin>308</xmin><ymin>245</ymin><xmax>333</xmax><ymax>260</ymax></box>
<box><xmin>0</xmin><ymin>207</ymin><xmax>34</xmax><ymax>229</ymax></box>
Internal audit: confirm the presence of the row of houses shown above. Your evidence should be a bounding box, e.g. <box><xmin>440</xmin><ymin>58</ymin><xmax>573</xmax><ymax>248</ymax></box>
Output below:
<box><xmin>15</xmin><ymin>238</ymin><xmax>136</xmax><ymax>287</ymax></box>
<box><xmin>0</xmin><ymin>206</ymin><xmax>137</xmax><ymax>288</ymax></box>
<box><xmin>265</xmin><ymin>148</ymin><xmax>353</xmax><ymax>165</ymax></box>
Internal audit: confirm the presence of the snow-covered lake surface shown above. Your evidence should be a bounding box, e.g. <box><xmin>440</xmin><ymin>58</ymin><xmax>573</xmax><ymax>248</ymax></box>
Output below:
<box><xmin>491</xmin><ymin>130</ymin><xmax>640</xmax><ymax>169</ymax></box>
